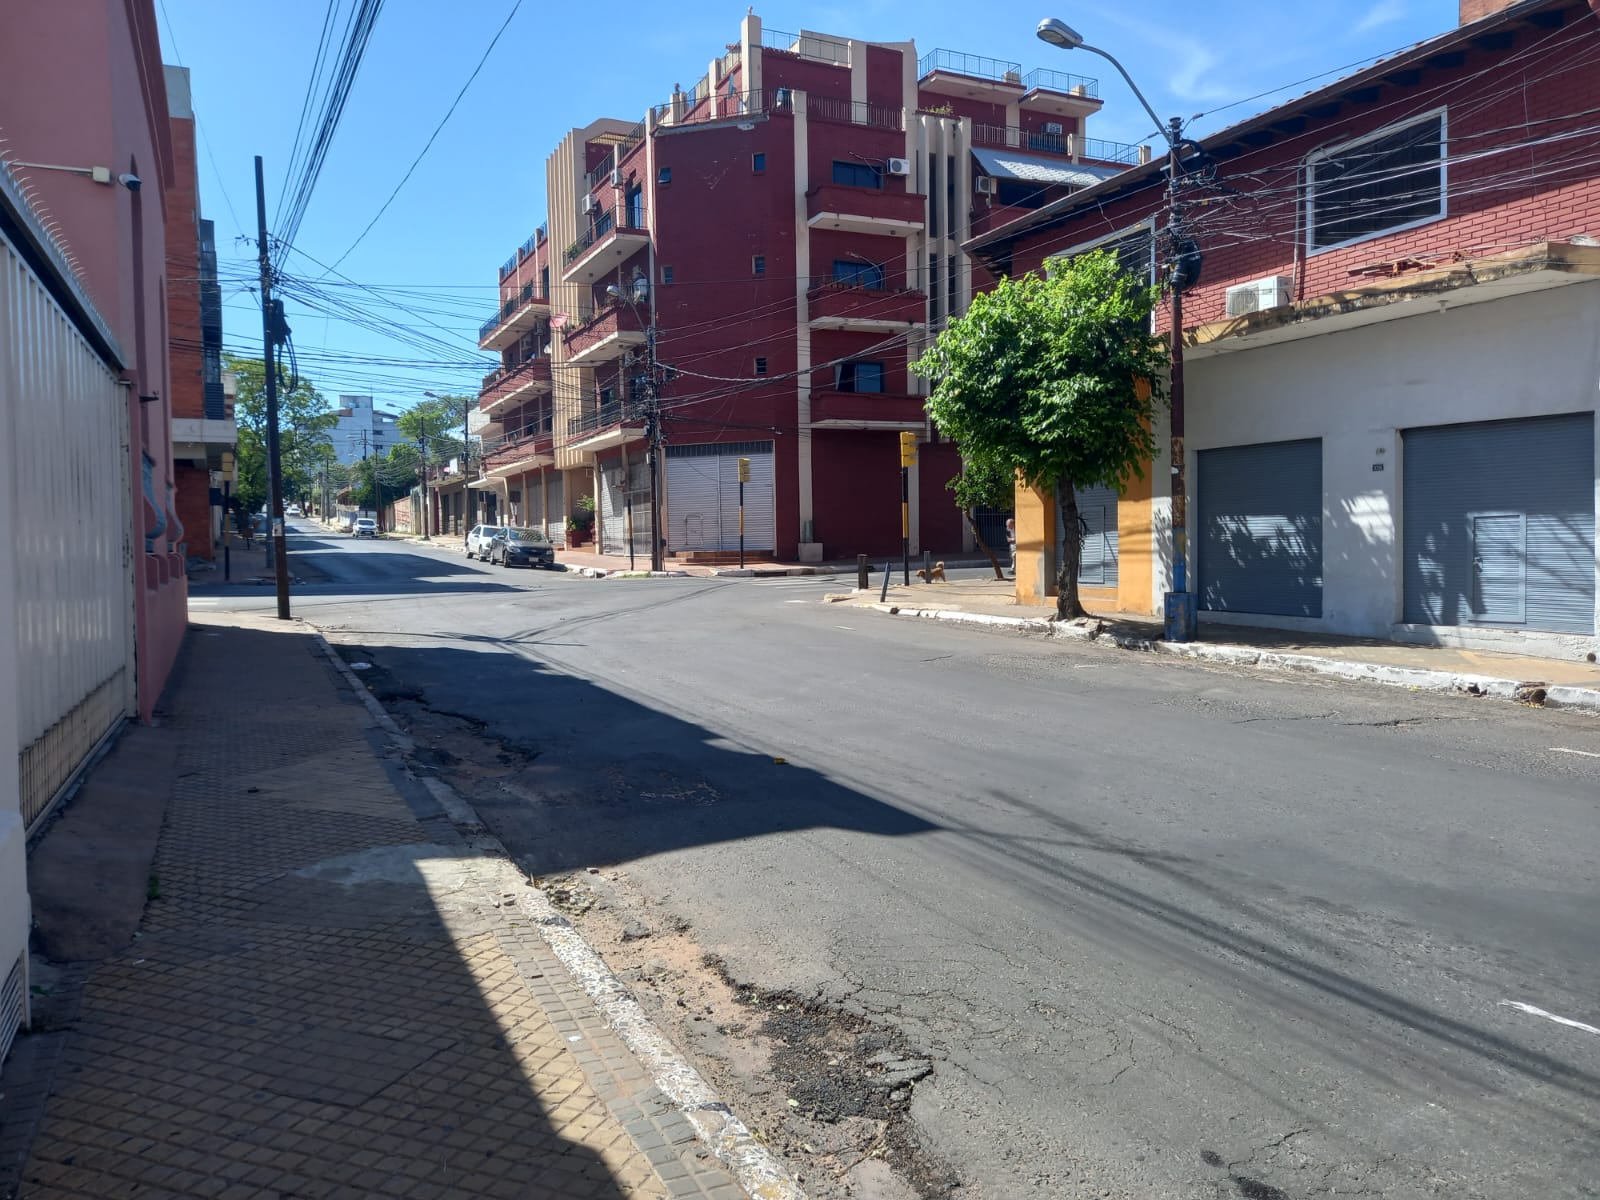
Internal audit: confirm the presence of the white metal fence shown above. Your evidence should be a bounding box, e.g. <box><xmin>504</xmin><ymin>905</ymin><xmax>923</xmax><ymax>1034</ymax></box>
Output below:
<box><xmin>1</xmin><ymin>226</ymin><xmax>136</xmax><ymax>831</ymax></box>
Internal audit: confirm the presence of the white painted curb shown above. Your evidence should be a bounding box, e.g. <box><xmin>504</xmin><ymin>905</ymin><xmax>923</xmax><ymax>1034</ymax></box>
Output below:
<box><xmin>307</xmin><ymin>628</ymin><xmax>807</xmax><ymax>1200</ymax></box>
<box><xmin>859</xmin><ymin>605</ymin><xmax>1600</xmax><ymax>714</ymax></box>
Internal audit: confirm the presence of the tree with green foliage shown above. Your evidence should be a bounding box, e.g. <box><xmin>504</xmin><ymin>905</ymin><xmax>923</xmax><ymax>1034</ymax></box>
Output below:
<box><xmin>225</xmin><ymin>353</ymin><xmax>337</xmax><ymax>512</ymax></box>
<box><xmin>397</xmin><ymin>394</ymin><xmax>468</xmax><ymax>470</ymax></box>
<box><xmin>947</xmin><ymin>452</ymin><xmax>1015</xmax><ymax>581</ymax></box>
<box><xmin>911</xmin><ymin>250</ymin><xmax>1168</xmax><ymax>619</ymax></box>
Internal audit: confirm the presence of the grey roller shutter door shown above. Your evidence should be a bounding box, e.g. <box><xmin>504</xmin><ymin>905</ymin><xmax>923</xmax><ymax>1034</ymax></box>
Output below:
<box><xmin>1198</xmin><ymin>439</ymin><xmax>1323</xmax><ymax>617</ymax></box>
<box><xmin>526</xmin><ymin>479</ymin><xmax>544</xmax><ymax>529</ymax></box>
<box><xmin>1403</xmin><ymin>413</ymin><xmax>1594</xmax><ymax>633</ymax></box>
<box><xmin>548</xmin><ymin>474</ymin><xmax>565</xmax><ymax>544</ymax></box>
<box><xmin>666</xmin><ymin>444</ymin><xmax>775</xmax><ymax>551</ymax></box>
<box><xmin>599</xmin><ymin>465</ymin><xmax>628</xmax><ymax>556</ymax></box>
<box><xmin>1056</xmin><ymin>483</ymin><xmax>1119</xmax><ymax>587</ymax></box>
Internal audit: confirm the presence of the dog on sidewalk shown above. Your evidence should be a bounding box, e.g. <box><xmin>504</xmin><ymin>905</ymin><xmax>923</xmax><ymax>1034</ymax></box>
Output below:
<box><xmin>916</xmin><ymin>561</ymin><xmax>948</xmax><ymax>583</ymax></box>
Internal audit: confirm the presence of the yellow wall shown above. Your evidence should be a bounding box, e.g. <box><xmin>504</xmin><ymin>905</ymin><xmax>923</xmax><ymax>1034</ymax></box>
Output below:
<box><xmin>1014</xmin><ymin>465</ymin><xmax>1156</xmax><ymax>615</ymax></box>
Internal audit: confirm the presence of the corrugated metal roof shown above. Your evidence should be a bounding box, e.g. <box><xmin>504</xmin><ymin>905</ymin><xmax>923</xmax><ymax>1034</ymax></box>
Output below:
<box><xmin>972</xmin><ymin>148</ymin><xmax>1124</xmax><ymax>188</ymax></box>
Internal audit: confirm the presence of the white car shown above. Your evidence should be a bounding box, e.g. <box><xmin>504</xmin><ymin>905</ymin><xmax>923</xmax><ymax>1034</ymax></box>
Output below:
<box><xmin>353</xmin><ymin>517</ymin><xmax>378</xmax><ymax>539</ymax></box>
<box><xmin>285</xmin><ymin>505</ymin><xmax>302</xmax><ymax>517</ymax></box>
<box><xmin>466</xmin><ymin>524</ymin><xmax>503</xmax><ymax>560</ymax></box>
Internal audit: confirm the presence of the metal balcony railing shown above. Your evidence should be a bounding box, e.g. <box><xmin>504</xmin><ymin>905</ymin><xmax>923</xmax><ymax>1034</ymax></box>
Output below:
<box><xmin>808</xmin><ymin>96</ymin><xmax>904</xmax><ymax>131</ymax></box>
<box><xmin>1026</xmin><ymin>130</ymin><xmax>1070</xmax><ymax>155</ymax></box>
<box><xmin>479</xmin><ymin>282</ymin><xmax>549</xmax><ymax>342</ymax></box>
<box><xmin>565</xmin><ymin>399</ymin><xmax>636</xmax><ymax>438</ymax></box>
<box><xmin>917</xmin><ymin>49</ymin><xmax>1021</xmax><ymax>83</ymax></box>
<box><xmin>761</xmin><ymin>28</ymin><xmax>849</xmax><ymax>64</ymax></box>
<box><xmin>1018</xmin><ymin>67</ymin><xmax>1099</xmax><ymax>98</ymax></box>
<box><xmin>649</xmin><ymin>88</ymin><xmax>772</xmax><ymax>126</ymax></box>
<box><xmin>498</xmin><ymin>255</ymin><xmax>516</xmax><ymax>280</ymax></box>
<box><xmin>585</xmin><ymin>154</ymin><xmax>615</xmax><ymax>191</ymax></box>
<box><xmin>971</xmin><ymin>123</ymin><xmax>1011</xmax><ymax>149</ymax></box>
<box><xmin>1082</xmin><ymin>137</ymin><xmax>1142</xmax><ymax>166</ymax></box>
<box><xmin>536</xmin><ymin>221</ymin><xmax>547</xmax><ymax>242</ymax></box>
<box><xmin>564</xmin><ymin>208</ymin><xmax>628</xmax><ymax>266</ymax></box>
<box><xmin>480</xmin><ymin>416</ymin><xmax>553</xmax><ymax>457</ymax></box>
<box><xmin>519</xmin><ymin>231</ymin><xmax>539</xmax><ymax>259</ymax></box>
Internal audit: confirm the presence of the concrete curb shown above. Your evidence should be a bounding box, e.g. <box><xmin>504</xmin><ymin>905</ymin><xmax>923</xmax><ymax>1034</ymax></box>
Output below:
<box><xmin>305</xmin><ymin>626</ymin><xmax>807</xmax><ymax>1200</ymax></box>
<box><xmin>857</xmin><ymin>604</ymin><xmax>1600</xmax><ymax>714</ymax></box>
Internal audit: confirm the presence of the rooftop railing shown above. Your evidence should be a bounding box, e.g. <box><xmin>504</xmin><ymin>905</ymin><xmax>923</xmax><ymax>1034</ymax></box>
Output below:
<box><xmin>497</xmin><ymin>255</ymin><xmax>516</xmax><ymax>280</ymax></box>
<box><xmin>808</xmin><ymin>96</ymin><xmax>904</xmax><ymax>131</ymax></box>
<box><xmin>1083</xmin><ymin>137</ymin><xmax>1142</xmax><ymax>166</ymax></box>
<box><xmin>1018</xmin><ymin>67</ymin><xmax>1099</xmax><ymax>98</ymax></box>
<box><xmin>761</xmin><ymin>27</ymin><xmax>849</xmax><ymax>65</ymax></box>
<box><xmin>917</xmin><ymin>48</ymin><xmax>1021</xmax><ymax>83</ymax></box>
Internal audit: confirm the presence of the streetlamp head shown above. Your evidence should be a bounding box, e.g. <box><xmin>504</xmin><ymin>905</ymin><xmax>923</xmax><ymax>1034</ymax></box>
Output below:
<box><xmin>1036</xmin><ymin>17</ymin><xmax>1084</xmax><ymax>50</ymax></box>
<box><xmin>631</xmin><ymin>275</ymin><xmax>650</xmax><ymax>305</ymax></box>
<box><xmin>605</xmin><ymin>283</ymin><xmax>624</xmax><ymax>302</ymax></box>
<box><xmin>423</xmin><ymin>390</ymin><xmax>438</xmax><ymax>399</ymax></box>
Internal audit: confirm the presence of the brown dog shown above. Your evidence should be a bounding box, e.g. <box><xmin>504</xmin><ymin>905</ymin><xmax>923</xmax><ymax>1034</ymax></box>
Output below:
<box><xmin>916</xmin><ymin>561</ymin><xmax>947</xmax><ymax>583</ymax></box>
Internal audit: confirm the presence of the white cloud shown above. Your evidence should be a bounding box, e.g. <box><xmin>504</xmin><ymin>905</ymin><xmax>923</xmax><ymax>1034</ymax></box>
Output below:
<box><xmin>1355</xmin><ymin>0</ymin><xmax>1407</xmax><ymax>34</ymax></box>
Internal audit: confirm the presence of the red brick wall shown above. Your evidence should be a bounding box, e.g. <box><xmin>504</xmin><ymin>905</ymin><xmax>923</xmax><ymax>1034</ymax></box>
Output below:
<box><xmin>164</xmin><ymin>113</ymin><xmax>203</xmax><ymax>420</ymax></box>
<box><xmin>1005</xmin><ymin>8</ymin><xmax>1600</xmax><ymax>333</ymax></box>
<box><xmin>174</xmin><ymin>464</ymin><xmax>212</xmax><ymax>558</ymax></box>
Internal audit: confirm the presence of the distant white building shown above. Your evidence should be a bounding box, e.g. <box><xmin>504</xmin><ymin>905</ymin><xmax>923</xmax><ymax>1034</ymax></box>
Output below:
<box><xmin>331</xmin><ymin>395</ymin><xmax>402</xmax><ymax>465</ymax></box>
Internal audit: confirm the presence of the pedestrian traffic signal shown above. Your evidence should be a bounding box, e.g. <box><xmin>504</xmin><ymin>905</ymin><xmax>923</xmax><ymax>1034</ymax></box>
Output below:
<box><xmin>737</xmin><ymin>456</ymin><xmax>751</xmax><ymax>483</ymax></box>
<box><xmin>899</xmin><ymin>431</ymin><xmax>917</xmax><ymax>467</ymax></box>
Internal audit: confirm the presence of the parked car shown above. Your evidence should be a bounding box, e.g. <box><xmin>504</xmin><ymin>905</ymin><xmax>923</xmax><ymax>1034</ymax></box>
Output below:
<box><xmin>489</xmin><ymin>527</ymin><xmax>555</xmax><ymax>569</ymax></box>
<box><xmin>353</xmin><ymin>517</ymin><xmax>378</xmax><ymax>538</ymax></box>
<box><xmin>285</xmin><ymin>504</ymin><xmax>302</xmax><ymax>517</ymax></box>
<box><xmin>466</xmin><ymin>524</ymin><xmax>503</xmax><ymax>560</ymax></box>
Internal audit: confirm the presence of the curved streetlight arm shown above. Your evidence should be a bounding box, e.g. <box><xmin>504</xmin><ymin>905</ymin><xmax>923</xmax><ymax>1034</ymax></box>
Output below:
<box><xmin>1072</xmin><ymin>41</ymin><xmax>1170</xmax><ymax>147</ymax></box>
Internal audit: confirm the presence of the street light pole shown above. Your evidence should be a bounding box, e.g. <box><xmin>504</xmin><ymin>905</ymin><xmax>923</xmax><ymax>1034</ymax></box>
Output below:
<box><xmin>417</xmin><ymin>416</ymin><xmax>430</xmax><ymax>540</ymax></box>
<box><xmin>254</xmin><ymin>155</ymin><xmax>291</xmax><ymax>620</ymax></box>
<box><xmin>607</xmin><ymin>271</ymin><xmax>663</xmax><ymax>572</ymax></box>
<box><xmin>1037</xmin><ymin>18</ymin><xmax>1195</xmax><ymax>639</ymax></box>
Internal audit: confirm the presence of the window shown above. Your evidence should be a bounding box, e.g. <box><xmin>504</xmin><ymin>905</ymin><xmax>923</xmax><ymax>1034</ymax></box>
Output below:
<box><xmin>658</xmin><ymin>166</ymin><xmax>672</xmax><ymax>185</ymax></box>
<box><xmin>831</xmin><ymin>160</ymin><xmax>882</xmax><ymax>189</ymax></box>
<box><xmin>752</xmin><ymin>255</ymin><xmax>766</xmax><ymax>276</ymax></box>
<box><xmin>661</xmin><ymin>265</ymin><xmax>674</xmax><ymax>285</ymax></box>
<box><xmin>752</xmin><ymin>152</ymin><xmax>766</xmax><ymax>173</ymax></box>
<box><xmin>754</xmin><ymin>357</ymin><xmax>768</xmax><ymax>376</ymax></box>
<box><xmin>1308</xmin><ymin>111</ymin><xmax>1445</xmax><ymax>252</ymax></box>
<box><xmin>832</xmin><ymin>259</ymin><xmax>884</xmax><ymax>289</ymax></box>
<box><xmin>835</xmin><ymin>361</ymin><xmax>885</xmax><ymax>393</ymax></box>
<box><xmin>626</xmin><ymin>186</ymin><xmax>644</xmax><ymax>229</ymax></box>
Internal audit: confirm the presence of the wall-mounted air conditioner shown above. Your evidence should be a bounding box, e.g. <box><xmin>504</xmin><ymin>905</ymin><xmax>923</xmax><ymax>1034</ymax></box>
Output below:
<box><xmin>1224</xmin><ymin>275</ymin><xmax>1293</xmax><ymax>317</ymax></box>
<box><xmin>581</xmin><ymin>195</ymin><xmax>597</xmax><ymax>214</ymax></box>
<box><xmin>975</xmin><ymin>176</ymin><xmax>997</xmax><ymax>195</ymax></box>
<box><xmin>887</xmin><ymin>157</ymin><xmax>911</xmax><ymax>177</ymax></box>
<box><xmin>610</xmin><ymin>168</ymin><xmax>624</xmax><ymax>187</ymax></box>
<box><xmin>1043</xmin><ymin>121</ymin><xmax>1064</xmax><ymax>135</ymax></box>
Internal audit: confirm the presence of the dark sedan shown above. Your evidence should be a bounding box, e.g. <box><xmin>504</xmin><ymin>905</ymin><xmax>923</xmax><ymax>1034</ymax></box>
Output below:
<box><xmin>488</xmin><ymin>526</ymin><xmax>556</xmax><ymax>569</ymax></box>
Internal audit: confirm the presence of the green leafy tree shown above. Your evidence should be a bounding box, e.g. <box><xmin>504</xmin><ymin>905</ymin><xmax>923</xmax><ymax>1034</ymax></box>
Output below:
<box><xmin>911</xmin><ymin>251</ymin><xmax>1167</xmax><ymax>619</ymax></box>
<box><xmin>397</xmin><ymin>395</ymin><xmax>469</xmax><ymax>471</ymax></box>
<box><xmin>948</xmin><ymin>452</ymin><xmax>1015</xmax><ymax>581</ymax></box>
<box><xmin>225</xmin><ymin>353</ymin><xmax>336</xmax><ymax>512</ymax></box>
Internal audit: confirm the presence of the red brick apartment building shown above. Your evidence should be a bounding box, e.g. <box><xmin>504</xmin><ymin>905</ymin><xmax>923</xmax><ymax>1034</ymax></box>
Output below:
<box><xmin>472</xmin><ymin>12</ymin><xmax>1145</xmax><ymax>562</ymax></box>
<box><xmin>970</xmin><ymin>0</ymin><xmax>1600</xmax><ymax>656</ymax></box>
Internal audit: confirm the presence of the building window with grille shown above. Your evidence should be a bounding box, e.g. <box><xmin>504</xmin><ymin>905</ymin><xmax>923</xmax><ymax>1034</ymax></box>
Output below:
<box><xmin>661</xmin><ymin>265</ymin><xmax>674</xmax><ymax>285</ymax></box>
<box><xmin>831</xmin><ymin>160</ymin><xmax>882</xmax><ymax>189</ymax></box>
<box><xmin>752</xmin><ymin>255</ymin><xmax>766</xmax><ymax>276</ymax></box>
<box><xmin>754</xmin><ymin>357</ymin><xmax>768</xmax><ymax>376</ymax></box>
<box><xmin>835</xmin><ymin>361</ymin><xmax>885</xmax><ymax>393</ymax></box>
<box><xmin>1307</xmin><ymin>110</ymin><xmax>1445</xmax><ymax>252</ymax></box>
<box><xmin>752</xmin><ymin>152</ymin><xmax>766</xmax><ymax>173</ymax></box>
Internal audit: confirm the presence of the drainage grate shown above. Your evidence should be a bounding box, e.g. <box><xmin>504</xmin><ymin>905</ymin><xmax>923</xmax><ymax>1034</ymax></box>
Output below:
<box><xmin>0</xmin><ymin>956</ymin><xmax>22</xmax><ymax>1064</ymax></box>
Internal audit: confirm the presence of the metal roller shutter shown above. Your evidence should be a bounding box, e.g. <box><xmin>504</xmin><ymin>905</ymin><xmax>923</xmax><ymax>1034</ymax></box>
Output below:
<box><xmin>666</xmin><ymin>442</ymin><xmax>775</xmax><ymax>551</ymax></box>
<box><xmin>1056</xmin><ymin>483</ymin><xmax>1119</xmax><ymax>587</ymax></box>
<box><xmin>1198</xmin><ymin>439</ymin><xmax>1323</xmax><ymax>617</ymax></box>
<box><xmin>526</xmin><ymin>477</ymin><xmax>544</xmax><ymax>530</ymax></box>
<box><xmin>1403</xmin><ymin>413</ymin><xmax>1594</xmax><ymax>633</ymax></box>
<box><xmin>600</xmin><ymin>460</ymin><xmax>653</xmax><ymax>558</ymax></box>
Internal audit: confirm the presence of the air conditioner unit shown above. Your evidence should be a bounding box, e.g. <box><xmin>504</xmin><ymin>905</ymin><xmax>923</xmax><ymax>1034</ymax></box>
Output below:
<box><xmin>887</xmin><ymin>157</ymin><xmax>911</xmax><ymax>177</ymax></box>
<box><xmin>1043</xmin><ymin>121</ymin><xmax>1064</xmax><ymax>135</ymax></box>
<box><xmin>773</xmin><ymin>87</ymin><xmax>792</xmax><ymax>111</ymax></box>
<box><xmin>581</xmin><ymin>195</ymin><xmax>597</xmax><ymax>214</ymax></box>
<box><xmin>975</xmin><ymin>176</ymin><xmax>997</xmax><ymax>195</ymax></box>
<box><xmin>1224</xmin><ymin>275</ymin><xmax>1293</xmax><ymax>317</ymax></box>
<box><xmin>610</xmin><ymin>168</ymin><xmax>624</xmax><ymax>187</ymax></box>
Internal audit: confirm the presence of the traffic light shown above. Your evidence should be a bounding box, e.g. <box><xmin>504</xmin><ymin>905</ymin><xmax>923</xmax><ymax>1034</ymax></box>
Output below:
<box><xmin>898</xmin><ymin>431</ymin><xmax>917</xmax><ymax>468</ymax></box>
<box><xmin>737</xmin><ymin>456</ymin><xmax>751</xmax><ymax>483</ymax></box>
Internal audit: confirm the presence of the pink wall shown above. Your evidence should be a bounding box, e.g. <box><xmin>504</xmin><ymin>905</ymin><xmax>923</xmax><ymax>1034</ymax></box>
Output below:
<box><xmin>0</xmin><ymin>0</ymin><xmax>186</xmax><ymax>720</ymax></box>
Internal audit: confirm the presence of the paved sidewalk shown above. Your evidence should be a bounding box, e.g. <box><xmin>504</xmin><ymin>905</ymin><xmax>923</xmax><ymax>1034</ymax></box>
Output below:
<box><xmin>1</xmin><ymin>613</ymin><xmax>746</xmax><ymax>1200</ymax></box>
<box><xmin>832</xmin><ymin>577</ymin><xmax>1600</xmax><ymax>710</ymax></box>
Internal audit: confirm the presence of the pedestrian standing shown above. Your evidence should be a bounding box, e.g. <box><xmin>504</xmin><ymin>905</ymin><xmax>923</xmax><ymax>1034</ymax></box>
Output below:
<box><xmin>1005</xmin><ymin>518</ymin><xmax>1016</xmax><ymax>578</ymax></box>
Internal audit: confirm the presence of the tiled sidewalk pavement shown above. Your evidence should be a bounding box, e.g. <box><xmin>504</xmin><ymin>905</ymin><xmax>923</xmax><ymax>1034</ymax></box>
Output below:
<box><xmin>4</xmin><ymin>612</ymin><xmax>743</xmax><ymax>1200</ymax></box>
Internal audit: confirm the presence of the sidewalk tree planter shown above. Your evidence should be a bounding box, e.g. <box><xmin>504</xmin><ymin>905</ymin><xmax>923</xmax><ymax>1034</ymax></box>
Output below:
<box><xmin>566</xmin><ymin>495</ymin><xmax>596</xmax><ymax>545</ymax></box>
<box><xmin>912</xmin><ymin>250</ymin><xmax>1167</xmax><ymax>620</ymax></box>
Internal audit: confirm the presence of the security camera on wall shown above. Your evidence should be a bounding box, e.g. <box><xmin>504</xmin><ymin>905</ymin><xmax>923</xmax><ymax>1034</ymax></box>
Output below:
<box><xmin>118</xmin><ymin>173</ymin><xmax>141</xmax><ymax>191</ymax></box>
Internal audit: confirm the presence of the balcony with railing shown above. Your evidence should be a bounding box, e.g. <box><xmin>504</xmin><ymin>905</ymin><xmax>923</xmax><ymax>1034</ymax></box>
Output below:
<box><xmin>809</xmin><ymin>389</ymin><xmax>927</xmax><ymax>428</ymax></box>
<box><xmin>562</xmin><ymin>300</ymin><xmax>647</xmax><ymax>365</ymax></box>
<box><xmin>917</xmin><ymin>48</ymin><xmax>1024</xmax><ymax>98</ymax></box>
<box><xmin>761</xmin><ymin>28</ymin><xmax>849</xmax><ymax>65</ymax></box>
<box><xmin>807</xmin><ymin>96</ymin><xmax>904</xmax><ymax>131</ymax></box>
<box><xmin>481</xmin><ymin>417</ymin><xmax>555</xmax><ymax>475</ymax></box>
<box><xmin>479</xmin><ymin>281</ymin><xmax>551</xmax><ymax>350</ymax></box>
<box><xmin>650</xmin><ymin>88</ymin><xmax>774</xmax><ymax>129</ymax></box>
<box><xmin>807</xmin><ymin>280</ymin><xmax>926</xmax><ymax>330</ymax></box>
<box><xmin>478</xmin><ymin>357</ymin><xmax>552</xmax><ymax>417</ymax></box>
<box><xmin>561</xmin><ymin>203</ymin><xmax>650</xmax><ymax>286</ymax></box>
<box><xmin>562</xmin><ymin>399</ymin><xmax>646</xmax><ymax>454</ymax></box>
<box><xmin>806</xmin><ymin>184</ymin><xmax>926</xmax><ymax>237</ymax></box>
<box><xmin>1019</xmin><ymin>67</ymin><xmax>1099</xmax><ymax>99</ymax></box>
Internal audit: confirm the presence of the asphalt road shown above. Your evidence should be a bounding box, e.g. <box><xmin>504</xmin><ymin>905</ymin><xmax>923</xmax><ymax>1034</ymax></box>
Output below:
<box><xmin>196</xmin><ymin>522</ymin><xmax>1600</xmax><ymax>1199</ymax></box>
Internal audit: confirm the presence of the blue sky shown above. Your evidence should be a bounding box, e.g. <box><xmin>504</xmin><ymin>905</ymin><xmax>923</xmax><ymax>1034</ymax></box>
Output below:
<box><xmin>158</xmin><ymin>0</ymin><xmax>1459</xmax><ymax>412</ymax></box>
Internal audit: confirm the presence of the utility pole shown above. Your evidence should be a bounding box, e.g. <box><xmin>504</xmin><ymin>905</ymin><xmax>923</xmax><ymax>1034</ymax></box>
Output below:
<box><xmin>645</xmin><ymin>322</ymin><xmax>664</xmax><ymax>572</ymax></box>
<box><xmin>254</xmin><ymin>156</ymin><xmax>290</xmax><ymax>620</ymax></box>
<box><xmin>737</xmin><ymin>456</ymin><xmax>750</xmax><ymax>569</ymax></box>
<box><xmin>1165</xmin><ymin>114</ymin><xmax>1188</xmax><ymax>598</ymax></box>
<box><xmin>417</xmin><ymin>416</ymin><xmax>430</xmax><ymax>540</ymax></box>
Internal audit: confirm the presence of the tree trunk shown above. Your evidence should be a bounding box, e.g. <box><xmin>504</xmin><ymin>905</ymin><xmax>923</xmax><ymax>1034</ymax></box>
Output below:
<box><xmin>963</xmin><ymin>509</ymin><xmax>1008</xmax><ymax>581</ymax></box>
<box><xmin>1055</xmin><ymin>480</ymin><xmax>1085</xmax><ymax>620</ymax></box>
